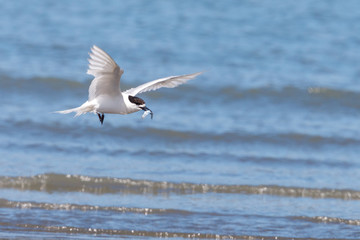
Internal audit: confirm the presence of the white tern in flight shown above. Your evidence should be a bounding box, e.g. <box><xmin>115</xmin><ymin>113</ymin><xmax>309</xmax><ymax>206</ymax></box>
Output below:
<box><xmin>56</xmin><ymin>45</ymin><xmax>202</xmax><ymax>125</ymax></box>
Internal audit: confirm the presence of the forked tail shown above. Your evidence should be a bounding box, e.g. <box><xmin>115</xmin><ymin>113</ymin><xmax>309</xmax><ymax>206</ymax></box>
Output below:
<box><xmin>55</xmin><ymin>102</ymin><xmax>96</xmax><ymax>117</ymax></box>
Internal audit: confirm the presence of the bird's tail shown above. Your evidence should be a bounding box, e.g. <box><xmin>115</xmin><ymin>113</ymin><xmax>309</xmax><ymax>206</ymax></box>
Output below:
<box><xmin>55</xmin><ymin>101</ymin><xmax>96</xmax><ymax>117</ymax></box>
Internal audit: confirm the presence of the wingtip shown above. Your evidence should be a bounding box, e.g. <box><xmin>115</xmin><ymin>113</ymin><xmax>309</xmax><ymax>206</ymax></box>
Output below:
<box><xmin>88</xmin><ymin>46</ymin><xmax>96</xmax><ymax>57</ymax></box>
<box><xmin>89</xmin><ymin>45</ymin><xmax>100</xmax><ymax>54</ymax></box>
<box><xmin>186</xmin><ymin>71</ymin><xmax>203</xmax><ymax>79</ymax></box>
<box><xmin>194</xmin><ymin>71</ymin><xmax>205</xmax><ymax>76</ymax></box>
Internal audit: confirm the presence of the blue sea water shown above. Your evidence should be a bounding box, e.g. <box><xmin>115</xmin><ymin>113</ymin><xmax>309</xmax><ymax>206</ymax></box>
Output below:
<box><xmin>1</xmin><ymin>0</ymin><xmax>360</xmax><ymax>239</ymax></box>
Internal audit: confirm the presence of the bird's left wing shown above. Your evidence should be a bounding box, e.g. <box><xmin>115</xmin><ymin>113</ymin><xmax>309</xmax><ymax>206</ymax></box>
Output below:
<box><xmin>87</xmin><ymin>45</ymin><xmax>124</xmax><ymax>101</ymax></box>
<box><xmin>124</xmin><ymin>72</ymin><xmax>202</xmax><ymax>96</ymax></box>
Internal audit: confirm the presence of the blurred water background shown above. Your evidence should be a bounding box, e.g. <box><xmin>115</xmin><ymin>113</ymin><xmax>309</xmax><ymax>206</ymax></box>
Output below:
<box><xmin>0</xmin><ymin>0</ymin><xmax>360</xmax><ymax>239</ymax></box>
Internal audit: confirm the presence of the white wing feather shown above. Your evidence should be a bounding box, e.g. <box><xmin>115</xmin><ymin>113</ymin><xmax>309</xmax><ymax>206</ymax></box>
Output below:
<box><xmin>124</xmin><ymin>72</ymin><xmax>202</xmax><ymax>96</ymax></box>
<box><xmin>87</xmin><ymin>45</ymin><xmax>124</xmax><ymax>100</ymax></box>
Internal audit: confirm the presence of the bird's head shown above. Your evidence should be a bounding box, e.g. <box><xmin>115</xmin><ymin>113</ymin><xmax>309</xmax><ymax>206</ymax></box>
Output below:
<box><xmin>128</xmin><ymin>95</ymin><xmax>153</xmax><ymax>119</ymax></box>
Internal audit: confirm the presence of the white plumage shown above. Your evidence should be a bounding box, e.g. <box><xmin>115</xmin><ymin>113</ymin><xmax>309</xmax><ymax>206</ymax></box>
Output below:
<box><xmin>56</xmin><ymin>45</ymin><xmax>202</xmax><ymax>124</ymax></box>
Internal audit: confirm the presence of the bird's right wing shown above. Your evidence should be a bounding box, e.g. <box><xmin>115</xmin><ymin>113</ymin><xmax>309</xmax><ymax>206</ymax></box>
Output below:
<box><xmin>87</xmin><ymin>45</ymin><xmax>124</xmax><ymax>100</ymax></box>
<box><xmin>124</xmin><ymin>72</ymin><xmax>202</xmax><ymax>96</ymax></box>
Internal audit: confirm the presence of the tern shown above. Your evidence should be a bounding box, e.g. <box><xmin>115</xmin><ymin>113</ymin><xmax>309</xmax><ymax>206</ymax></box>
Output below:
<box><xmin>56</xmin><ymin>45</ymin><xmax>202</xmax><ymax>125</ymax></box>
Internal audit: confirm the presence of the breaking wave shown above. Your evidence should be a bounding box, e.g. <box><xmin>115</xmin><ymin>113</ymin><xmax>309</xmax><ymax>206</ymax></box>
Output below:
<box><xmin>0</xmin><ymin>174</ymin><xmax>358</xmax><ymax>200</ymax></box>
<box><xmin>294</xmin><ymin>216</ymin><xmax>360</xmax><ymax>226</ymax></box>
<box><xmin>0</xmin><ymin>220</ymin><xmax>352</xmax><ymax>240</ymax></box>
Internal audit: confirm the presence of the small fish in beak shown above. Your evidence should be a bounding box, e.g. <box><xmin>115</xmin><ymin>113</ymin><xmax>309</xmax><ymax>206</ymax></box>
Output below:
<box><xmin>141</xmin><ymin>106</ymin><xmax>153</xmax><ymax>119</ymax></box>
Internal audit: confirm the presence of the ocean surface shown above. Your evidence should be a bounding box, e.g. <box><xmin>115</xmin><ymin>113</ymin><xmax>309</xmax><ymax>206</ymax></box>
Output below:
<box><xmin>1</xmin><ymin>0</ymin><xmax>360</xmax><ymax>239</ymax></box>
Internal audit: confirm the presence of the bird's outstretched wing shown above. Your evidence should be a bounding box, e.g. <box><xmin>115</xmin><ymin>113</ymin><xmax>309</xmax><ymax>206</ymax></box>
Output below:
<box><xmin>124</xmin><ymin>72</ymin><xmax>202</xmax><ymax>96</ymax></box>
<box><xmin>87</xmin><ymin>45</ymin><xmax>124</xmax><ymax>100</ymax></box>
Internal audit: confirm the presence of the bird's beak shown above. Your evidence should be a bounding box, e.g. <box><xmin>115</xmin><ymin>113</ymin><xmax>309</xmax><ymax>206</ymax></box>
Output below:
<box><xmin>141</xmin><ymin>106</ymin><xmax>153</xmax><ymax>119</ymax></box>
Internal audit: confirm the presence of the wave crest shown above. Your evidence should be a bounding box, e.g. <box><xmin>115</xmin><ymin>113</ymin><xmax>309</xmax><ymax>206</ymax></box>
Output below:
<box><xmin>0</xmin><ymin>173</ymin><xmax>359</xmax><ymax>200</ymax></box>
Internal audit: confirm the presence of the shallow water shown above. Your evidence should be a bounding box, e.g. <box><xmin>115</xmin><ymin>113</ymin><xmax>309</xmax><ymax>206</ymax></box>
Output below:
<box><xmin>1</xmin><ymin>0</ymin><xmax>360</xmax><ymax>239</ymax></box>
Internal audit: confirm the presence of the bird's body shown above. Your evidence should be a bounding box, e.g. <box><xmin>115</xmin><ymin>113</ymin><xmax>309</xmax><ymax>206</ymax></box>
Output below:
<box><xmin>56</xmin><ymin>45</ymin><xmax>202</xmax><ymax>124</ymax></box>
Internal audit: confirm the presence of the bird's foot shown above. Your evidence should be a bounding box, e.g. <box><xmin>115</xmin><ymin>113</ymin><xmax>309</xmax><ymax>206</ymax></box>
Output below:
<box><xmin>97</xmin><ymin>113</ymin><xmax>105</xmax><ymax>125</ymax></box>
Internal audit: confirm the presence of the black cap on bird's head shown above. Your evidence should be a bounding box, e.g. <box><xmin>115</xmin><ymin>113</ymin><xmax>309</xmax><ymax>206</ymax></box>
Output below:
<box><xmin>128</xmin><ymin>95</ymin><xmax>153</xmax><ymax>119</ymax></box>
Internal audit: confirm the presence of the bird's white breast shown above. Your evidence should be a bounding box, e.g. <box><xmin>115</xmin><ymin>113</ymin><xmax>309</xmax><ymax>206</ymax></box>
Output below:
<box><xmin>94</xmin><ymin>94</ymin><xmax>130</xmax><ymax>114</ymax></box>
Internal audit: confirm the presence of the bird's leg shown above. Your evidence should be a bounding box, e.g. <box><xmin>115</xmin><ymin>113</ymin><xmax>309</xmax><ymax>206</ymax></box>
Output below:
<box><xmin>97</xmin><ymin>113</ymin><xmax>105</xmax><ymax>125</ymax></box>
